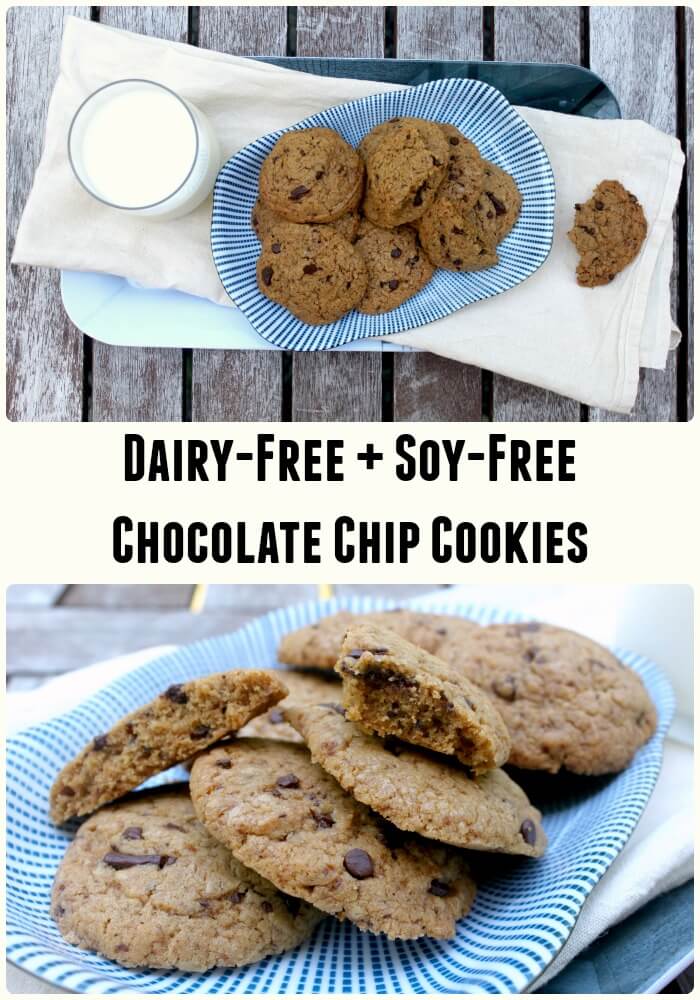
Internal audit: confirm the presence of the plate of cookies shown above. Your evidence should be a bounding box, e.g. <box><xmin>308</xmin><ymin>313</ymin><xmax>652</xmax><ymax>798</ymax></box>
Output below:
<box><xmin>7</xmin><ymin>597</ymin><xmax>672</xmax><ymax>994</ymax></box>
<box><xmin>211</xmin><ymin>78</ymin><xmax>555</xmax><ymax>349</ymax></box>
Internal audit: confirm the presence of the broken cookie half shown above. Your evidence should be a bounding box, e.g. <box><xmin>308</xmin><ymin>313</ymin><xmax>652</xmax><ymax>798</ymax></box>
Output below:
<box><xmin>568</xmin><ymin>179</ymin><xmax>647</xmax><ymax>287</ymax></box>
<box><xmin>335</xmin><ymin>621</ymin><xmax>510</xmax><ymax>773</ymax></box>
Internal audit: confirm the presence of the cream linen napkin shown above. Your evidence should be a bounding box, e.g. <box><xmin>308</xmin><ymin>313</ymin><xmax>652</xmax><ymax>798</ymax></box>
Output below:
<box><xmin>13</xmin><ymin>17</ymin><xmax>685</xmax><ymax>413</ymax></box>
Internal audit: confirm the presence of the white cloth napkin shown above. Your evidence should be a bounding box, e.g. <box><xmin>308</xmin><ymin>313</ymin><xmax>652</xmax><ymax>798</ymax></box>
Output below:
<box><xmin>13</xmin><ymin>17</ymin><xmax>685</xmax><ymax>412</ymax></box>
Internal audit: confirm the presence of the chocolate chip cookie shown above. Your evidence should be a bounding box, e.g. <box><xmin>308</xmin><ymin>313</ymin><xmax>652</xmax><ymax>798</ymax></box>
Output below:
<box><xmin>353</xmin><ymin>219</ymin><xmax>434</xmax><ymax>313</ymax></box>
<box><xmin>286</xmin><ymin>703</ymin><xmax>546</xmax><ymax>856</ymax></box>
<box><xmin>52</xmin><ymin>787</ymin><xmax>322</xmax><ymax>970</ymax></box>
<box><xmin>277</xmin><ymin>609</ymin><xmax>481</xmax><ymax>670</ymax></box>
<box><xmin>336</xmin><ymin>622</ymin><xmax>510</xmax><ymax>773</ymax></box>
<box><xmin>238</xmin><ymin>670</ymin><xmax>342</xmax><ymax>744</ymax></box>
<box><xmin>256</xmin><ymin>222</ymin><xmax>368</xmax><ymax>325</ymax></box>
<box><xmin>50</xmin><ymin>670</ymin><xmax>286</xmax><ymax>824</ymax></box>
<box><xmin>190</xmin><ymin>739</ymin><xmax>476</xmax><ymax>940</ymax></box>
<box><xmin>360</xmin><ymin>118</ymin><xmax>450</xmax><ymax>228</ymax></box>
<box><xmin>444</xmin><ymin>622</ymin><xmax>657</xmax><ymax>774</ymax></box>
<box><xmin>568</xmin><ymin>179</ymin><xmax>647</xmax><ymax>287</ymax></box>
<box><xmin>417</xmin><ymin>196</ymin><xmax>499</xmax><ymax>272</ymax></box>
<box><xmin>251</xmin><ymin>197</ymin><xmax>361</xmax><ymax>245</ymax></box>
<box><xmin>472</xmin><ymin>161</ymin><xmax>522</xmax><ymax>245</ymax></box>
<box><xmin>259</xmin><ymin>127</ymin><xmax>364</xmax><ymax>224</ymax></box>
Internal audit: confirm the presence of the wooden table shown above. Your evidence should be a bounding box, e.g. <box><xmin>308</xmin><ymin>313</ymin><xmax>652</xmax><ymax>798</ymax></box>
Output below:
<box><xmin>5</xmin><ymin>582</ymin><xmax>693</xmax><ymax>993</ymax></box>
<box><xmin>6</xmin><ymin>6</ymin><xmax>694</xmax><ymax>422</ymax></box>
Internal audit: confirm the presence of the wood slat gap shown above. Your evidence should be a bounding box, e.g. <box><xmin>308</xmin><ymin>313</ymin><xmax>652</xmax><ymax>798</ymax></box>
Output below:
<box><xmin>580</xmin><ymin>6</ymin><xmax>590</xmax><ymax>69</ymax></box>
<box><xmin>82</xmin><ymin>334</ymin><xmax>93</xmax><ymax>421</ymax></box>
<box><xmin>675</xmin><ymin>5</ymin><xmax>690</xmax><ymax>422</ymax></box>
<box><xmin>384</xmin><ymin>6</ymin><xmax>397</xmax><ymax>59</ymax></box>
<box><xmin>482</xmin><ymin>7</ymin><xmax>495</xmax><ymax>61</ymax></box>
<box><xmin>188</xmin><ymin>5</ymin><xmax>200</xmax><ymax>46</ymax></box>
<box><xmin>287</xmin><ymin>7</ymin><xmax>297</xmax><ymax>56</ymax></box>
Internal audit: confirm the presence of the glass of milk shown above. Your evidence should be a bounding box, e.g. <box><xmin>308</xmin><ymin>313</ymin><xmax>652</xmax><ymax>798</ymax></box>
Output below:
<box><xmin>68</xmin><ymin>79</ymin><xmax>222</xmax><ymax>220</ymax></box>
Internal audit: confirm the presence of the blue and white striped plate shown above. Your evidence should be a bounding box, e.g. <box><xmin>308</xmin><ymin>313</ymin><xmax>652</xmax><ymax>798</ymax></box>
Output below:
<box><xmin>7</xmin><ymin>597</ymin><xmax>673</xmax><ymax>995</ymax></box>
<box><xmin>211</xmin><ymin>78</ymin><xmax>555</xmax><ymax>350</ymax></box>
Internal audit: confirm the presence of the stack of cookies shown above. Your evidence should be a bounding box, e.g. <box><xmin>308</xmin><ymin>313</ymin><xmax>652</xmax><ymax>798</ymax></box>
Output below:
<box><xmin>49</xmin><ymin>609</ymin><xmax>656</xmax><ymax>973</ymax></box>
<box><xmin>252</xmin><ymin>117</ymin><xmax>522</xmax><ymax>325</ymax></box>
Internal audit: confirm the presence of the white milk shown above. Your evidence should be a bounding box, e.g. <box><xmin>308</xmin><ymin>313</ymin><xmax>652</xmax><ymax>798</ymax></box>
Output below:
<box><xmin>68</xmin><ymin>80</ymin><xmax>222</xmax><ymax>220</ymax></box>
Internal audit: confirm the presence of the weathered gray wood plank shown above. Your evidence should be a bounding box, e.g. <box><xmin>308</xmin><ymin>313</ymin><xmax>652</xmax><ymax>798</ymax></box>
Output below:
<box><xmin>492</xmin><ymin>7</ymin><xmax>582</xmax><ymax>421</ymax></box>
<box><xmin>588</xmin><ymin>6</ymin><xmax>678</xmax><ymax>421</ymax></box>
<box><xmin>60</xmin><ymin>584</ymin><xmax>194</xmax><ymax>608</ymax></box>
<box><xmin>6</xmin><ymin>585</ymin><xmax>68</xmax><ymax>607</ymax></box>
<box><xmin>90</xmin><ymin>7</ymin><xmax>187</xmax><ymax>421</ymax></box>
<box><xmin>685</xmin><ymin>7</ymin><xmax>694</xmax><ymax>420</ymax></box>
<box><xmin>392</xmin><ymin>7</ymin><xmax>483</xmax><ymax>421</ymax></box>
<box><xmin>292</xmin><ymin>6</ymin><xmax>384</xmax><ymax>421</ymax></box>
<box><xmin>192</xmin><ymin>7</ymin><xmax>286</xmax><ymax>420</ymax></box>
<box><xmin>6</xmin><ymin>6</ymin><xmax>89</xmax><ymax>421</ymax></box>
<box><xmin>6</xmin><ymin>609</ymin><xmax>260</xmax><ymax>680</ymax></box>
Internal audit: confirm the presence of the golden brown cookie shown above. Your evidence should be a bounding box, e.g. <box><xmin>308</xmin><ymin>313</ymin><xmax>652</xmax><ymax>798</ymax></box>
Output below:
<box><xmin>417</xmin><ymin>196</ymin><xmax>499</xmax><ymax>271</ymax></box>
<box><xmin>190</xmin><ymin>739</ymin><xmax>476</xmax><ymax>940</ymax></box>
<box><xmin>52</xmin><ymin>787</ymin><xmax>322</xmax><ymax>970</ymax></box>
<box><xmin>567</xmin><ymin>179</ymin><xmax>647</xmax><ymax>287</ymax></box>
<box><xmin>286</xmin><ymin>702</ymin><xmax>546</xmax><ymax>856</ymax></box>
<box><xmin>359</xmin><ymin>118</ymin><xmax>449</xmax><ymax>228</ymax></box>
<box><xmin>336</xmin><ymin>622</ymin><xmax>511</xmax><ymax>773</ymax></box>
<box><xmin>256</xmin><ymin>222</ymin><xmax>368</xmax><ymax>325</ymax></box>
<box><xmin>353</xmin><ymin>219</ymin><xmax>434</xmax><ymax>313</ymax></box>
<box><xmin>277</xmin><ymin>609</ymin><xmax>481</xmax><ymax>670</ymax></box>
<box><xmin>50</xmin><ymin>670</ymin><xmax>286</xmax><ymax>823</ymax></box>
<box><xmin>259</xmin><ymin>127</ymin><xmax>364</xmax><ymax>224</ymax></box>
<box><xmin>441</xmin><ymin>622</ymin><xmax>657</xmax><ymax>774</ymax></box>
<box><xmin>472</xmin><ymin>160</ymin><xmax>522</xmax><ymax>245</ymax></box>
<box><xmin>251</xmin><ymin>197</ymin><xmax>361</xmax><ymax>244</ymax></box>
<box><xmin>238</xmin><ymin>670</ymin><xmax>342</xmax><ymax>743</ymax></box>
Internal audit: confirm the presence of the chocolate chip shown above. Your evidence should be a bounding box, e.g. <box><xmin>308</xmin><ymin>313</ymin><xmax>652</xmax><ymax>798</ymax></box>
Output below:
<box><xmin>452</xmin><ymin>227</ymin><xmax>465</xmax><ymax>235</ymax></box>
<box><xmin>290</xmin><ymin>185</ymin><xmax>310</xmax><ymax>200</ymax></box>
<box><xmin>92</xmin><ymin>734</ymin><xmax>109</xmax><ymax>751</ymax></box>
<box><xmin>522</xmin><ymin>648</ymin><xmax>536</xmax><ymax>663</ymax></box>
<box><xmin>54</xmin><ymin>905</ymin><xmax>66</xmax><ymax>917</ymax></box>
<box><xmin>252</xmin><ymin>215</ymin><xmax>258</xmax><ymax>228</ymax></box>
<box><xmin>276</xmin><ymin>773</ymin><xmax>300</xmax><ymax>789</ymax></box>
<box><xmin>320</xmin><ymin>702</ymin><xmax>346</xmax><ymax>716</ymax></box>
<box><xmin>388</xmin><ymin>117</ymin><xmax>400</xmax><ymax>123</ymax></box>
<box><xmin>271</xmin><ymin>243</ymin><xmax>281</xmax><ymax>254</ymax></box>
<box><xmin>636</xmin><ymin>711</ymin><xmax>648</xmax><ymax>726</ymax></box>
<box><xmin>486</xmin><ymin>210</ymin><xmax>494</xmax><ymax>219</ymax></box>
<box><xmin>165</xmin><ymin>823</ymin><xmax>185</xmax><ymax>832</ymax></box>
<box><xmin>608</xmin><ymin>273</ymin><xmax>616</xmax><ymax>282</ymax></box>
<box><xmin>122</xmin><ymin>826</ymin><xmax>143</xmax><ymax>840</ymax></box>
<box><xmin>431</xmin><ymin>156</ymin><xmax>442</xmax><ymax>167</ymax></box>
<box><xmin>315</xmin><ymin>170</ymin><xmax>325</xmax><ymax>180</ymax></box>
<box><xmin>439</xmin><ymin>235</ymin><xmax>446</xmax><ymax>245</ymax></box>
<box><xmin>390</xmin><ymin>247</ymin><xmax>402</xmax><ymax>259</ymax></box>
<box><xmin>261</xmin><ymin>900</ymin><xmax>274</xmax><ymax>913</ymax></box>
<box><xmin>103</xmin><ymin>851</ymin><xmax>176</xmax><ymax>870</ymax></box>
<box><xmin>60</xmin><ymin>785</ymin><xmax>75</xmax><ymax>797</ymax></box>
<box><xmin>262</xmin><ymin>266</ymin><xmax>273</xmax><ymax>286</ymax></box>
<box><xmin>371</xmin><ymin>646</ymin><xmax>389</xmax><ymax>654</ymax></box>
<box><xmin>115</xmin><ymin>943</ymin><xmax>129</xmax><ymax>953</ymax></box>
<box><xmin>428</xmin><ymin>878</ymin><xmax>451</xmax><ymax>897</ymax></box>
<box><xmin>163</xmin><ymin>684</ymin><xmax>188</xmax><ymax>704</ymax></box>
<box><xmin>311</xmin><ymin>810</ymin><xmax>334</xmax><ymax>828</ymax></box>
<box><xmin>436</xmin><ymin>627</ymin><xmax>448</xmax><ymax>636</ymax></box>
<box><xmin>449</xmin><ymin>136</ymin><xmax>459</xmax><ymax>146</ymax></box>
<box><xmin>282</xmin><ymin>893</ymin><xmax>301</xmax><ymax>916</ymax></box>
<box><xmin>574</xmin><ymin>203</ymin><xmax>582</xmax><ymax>211</ymax></box>
<box><xmin>453</xmin><ymin>259</ymin><xmax>463</xmax><ymax>268</ymax></box>
<box><xmin>269</xmin><ymin>708</ymin><xmax>284</xmax><ymax>724</ymax></box>
<box><xmin>520</xmin><ymin>819</ymin><xmax>537</xmax><ymax>846</ymax></box>
<box><xmin>487</xmin><ymin>192</ymin><xmax>506</xmax><ymax>216</ymax></box>
<box><xmin>492</xmin><ymin>677</ymin><xmax>517</xmax><ymax>702</ymax></box>
<box><xmin>344</xmin><ymin>848</ymin><xmax>374</xmax><ymax>879</ymax></box>
<box><xmin>387</xmin><ymin>279</ymin><xmax>399</xmax><ymax>291</ymax></box>
<box><xmin>582</xmin><ymin>225</ymin><xmax>594</xmax><ymax>236</ymax></box>
<box><xmin>216</xmin><ymin>758</ymin><xmax>232</xmax><ymax>769</ymax></box>
<box><xmin>190</xmin><ymin>725</ymin><xmax>211</xmax><ymax>740</ymax></box>
<box><xmin>229</xmin><ymin>890</ymin><xmax>247</xmax><ymax>904</ymax></box>
<box><xmin>413</xmin><ymin>183</ymin><xmax>427</xmax><ymax>207</ymax></box>
<box><xmin>594</xmin><ymin>200</ymin><xmax>604</xmax><ymax>210</ymax></box>
<box><xmin>348</xmin><ymin>649</ymin><xmax>364</xmax><ymax>658</ymax></box>
<box><xmin>303</xmin><ymin>264</ymin><xmax>319</xmax><ymax>275</ymax></box>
